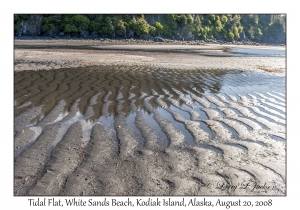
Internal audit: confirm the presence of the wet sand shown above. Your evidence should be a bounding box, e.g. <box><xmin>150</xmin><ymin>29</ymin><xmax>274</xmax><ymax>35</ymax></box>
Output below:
<box><xmin>14</xmin><ymin>40</ymin><xmax>286</xmax><ymax>196</ymax></box>
<box><xmin>14</xmin><ymin>40</ymin><xmax>285</xmax><ymax>72</ymax></box>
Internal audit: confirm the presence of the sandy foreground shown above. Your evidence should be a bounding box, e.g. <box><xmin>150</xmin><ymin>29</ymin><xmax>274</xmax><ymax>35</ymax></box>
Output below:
<box><xmin>14</xmin><ymin>40</ymin><xmax>286</xmax><ymax>196</ymax></box>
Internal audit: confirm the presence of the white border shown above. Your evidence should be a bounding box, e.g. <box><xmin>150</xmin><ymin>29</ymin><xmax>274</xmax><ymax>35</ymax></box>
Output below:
<box><xmin>2</xmin><ymin>1</ymin><xmax>297</xmax><ymax>209</ymax></box>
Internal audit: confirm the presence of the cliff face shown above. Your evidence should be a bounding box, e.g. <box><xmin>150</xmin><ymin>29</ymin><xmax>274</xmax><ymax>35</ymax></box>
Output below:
<box><xmin>15</xmin><ymin>15</ymin><xmax>43</xmax><ymax>36</ymax></box>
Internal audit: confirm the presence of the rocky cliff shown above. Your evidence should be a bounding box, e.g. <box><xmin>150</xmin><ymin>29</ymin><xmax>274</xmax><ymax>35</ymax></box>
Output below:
<box><xmin>15</xmin><ymin>15</ymin><xmax>43</xmax><ymax>36</ymax></box>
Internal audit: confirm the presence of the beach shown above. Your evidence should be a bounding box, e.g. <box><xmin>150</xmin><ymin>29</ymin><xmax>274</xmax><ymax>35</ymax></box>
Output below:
<box><xmin>14</xmin><ymin>39</ymin><xmax>285</xmax><ymax>72</ymax></box>
<box><xmin>14</xmin><ymin>39</ymin><xmax>286</xmax><ymax>196</ymax></box>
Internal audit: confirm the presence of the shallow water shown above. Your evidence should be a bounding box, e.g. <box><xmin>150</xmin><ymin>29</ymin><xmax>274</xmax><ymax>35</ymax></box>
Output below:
<box><xmin>14</xmin><ymin>66</ymin><xmax>286</xmax><ymax>196</ymax></box>
<box><xmin>14</xmin><ymin>66</ymin><xmax>285</xmax><ymax>145</ymax></box>
<box><xmin>194</xmin><ymin>46</ymin><xmax>285</xmax><ymax>57</ymax></box>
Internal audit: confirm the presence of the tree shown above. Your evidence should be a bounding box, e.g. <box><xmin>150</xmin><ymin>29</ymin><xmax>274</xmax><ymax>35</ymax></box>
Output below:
<box><xmin>60</xmin><ymin>15</ymin><xmax>76</xmax><ymax>34</ymax></box>
<box><xmin>153</xmin><ymin>22</ymin><xmax>163</xmax><ymax>36</ymax></box>
<box><xmin>215</xmin><ymin>19</ymin><xmax>223</xmax><ymax>33</ymax></box>
<box><xmin>254</xmin><ymin>27</ymin><xmax>263</xmax><ymax>41</ymax></box>
<box><xmin>99</xmin><ymin>16</ymin><xmax>115</xmax><ymax>36</ymax></box>
<box><xmin>221</xmin><ymin>15</ymin><xmax>228</xmax><ymax>23</ymax></box>
<box><xmin>115</xmin><ymin>20</ymin><xmax>126</xmax><ymax>37</ymax></box>
<box><xmin>122</xmin><ymin>14</ymin><xmax>131</xmax><ymax>23</ymax></box>
<box><xmin>72</xmin><ymin>15</ymin><xmax>90</xmax><ymax>32</ymax></box>
<box><xmin>233</xmin><ymin>26</ymin><xmax>239</xmax><ymax>39</ymax></box>
<box><xmin>14</xmin><ymin>14</ymin><xmax>286</xmax><ymax>43</ymax></box>
<box><xmin>41</xmin><ymin>16</ymin><xmax>57</xmax><ymax>34</ymax></box>
<box><xmin>265</xmin><ymin>18</ymin><xmax>285</xmax><ymax>39</ymax></box>
<box><xmin>209</xmin><ymin>14</ymin><xmax>216</xmax><ymax>22</ymax></box>
<box><xmin>129</xmin><ymin>16</ymin><xmax>152</xmax><ymax>36</ymax></box>
<box><xmin>186</xmin><ymin>14</ymin><xmax>194</xmax><ymax>25</ymax></box>
<box><xmin>64</xmin><ymin>24</ymin><xmax>78</xmax><ymax>33</ymax></box>
<box><xmin>246</xmin><ymin>26</ymin><xmax>255</xmax><ymax>39</ymax></box>
<box><xmin>161</xmin><ymin>14</ymin><xmax>178</xmax><ymax>38</ymax></box>
<box><xmin>149</xmin><ymin>26</ymin><xmax>156</xmax><ymax>36</ymax></box>
<box><xmin>136</xmin><ymin>16</ymin><xmax>150</xmax><ymax>35</ymax></box>
<box><xmin>228</xmin><ymin>31</ymin><xmax>234</xmax><ymax>40</ymax></box>
<box><xmin>89</xmin><ymin>21</ymin><xmax>101</xmax><ymax>32</ymax></box>
<box><xmin>177</xmin><ymin>15</ymin><xmax>188</xmax><ymax>28</ymax></box>
<box><xmin>42</xmin><ymin>23</ymin><xmax>55</xmax><ymax>33</ymax></box>
<box><xmin>194</xmin><ymin>15</ymin><xmax>201</xmax><ymax>26</ymax></box>
<box><xmin>192</xmin><ymin>15</ymin><xmax>202</xmax><ymax>38</ymax></box>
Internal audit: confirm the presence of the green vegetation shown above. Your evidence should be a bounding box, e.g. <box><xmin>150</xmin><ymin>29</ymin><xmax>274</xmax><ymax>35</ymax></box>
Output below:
<box><xmin>14</xmin><ymin>14</ymin><xmax>29</xmax><ymax>32</ymax></box>
<box><xmin>14</xmin><ymin>14</ymin><xmax>286</xmax><ymax>43</ymax></box>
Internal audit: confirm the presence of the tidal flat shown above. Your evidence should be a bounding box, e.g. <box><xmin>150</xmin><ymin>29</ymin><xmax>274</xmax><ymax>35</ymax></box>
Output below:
<box><xmin>14</xmin><ymin>40</ymin><xmax>286</xmax><ymax>196</ymax></box>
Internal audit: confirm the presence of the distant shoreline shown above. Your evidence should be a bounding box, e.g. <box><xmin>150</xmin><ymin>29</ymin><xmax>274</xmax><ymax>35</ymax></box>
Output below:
<box><xmin>14</xmin><ymin>36</ymin><xmax>285</xmax><ymax>47</ymax></box>
<box><xmin>14</xmin><ymin>40</ymin><xmax>286</xmax><ymax>73</ymax></box>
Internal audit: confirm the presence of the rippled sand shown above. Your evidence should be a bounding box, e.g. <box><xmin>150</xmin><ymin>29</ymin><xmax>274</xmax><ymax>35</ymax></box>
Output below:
<box><xmin>14</xmin><ymin>66</ymin><xmax>286</xmax><ymax>196</ymax></box>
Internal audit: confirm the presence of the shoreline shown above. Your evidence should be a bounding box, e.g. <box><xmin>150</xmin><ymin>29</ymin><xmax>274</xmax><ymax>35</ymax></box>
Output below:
<box><xmin>14</xmin><ymin>36</ymin><xmax>285</xmax><ymax>47</ymax></box>
<box><xmin>14</xmin><ymin>40</ymin><xmax>286</xmax><ymax>73</ymax></box>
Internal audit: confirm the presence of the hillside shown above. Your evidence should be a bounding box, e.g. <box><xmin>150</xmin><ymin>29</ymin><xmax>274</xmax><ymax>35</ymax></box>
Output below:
<box><xmin>14</xmin><ymin>14</ymin><xmax>286</xmax><ymax>44</ymax></box>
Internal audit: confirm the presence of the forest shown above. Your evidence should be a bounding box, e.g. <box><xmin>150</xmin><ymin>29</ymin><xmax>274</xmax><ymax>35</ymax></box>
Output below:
<box><xmin>14</xmin><ymin>14</ymin><xmax>286</xmax><ymax>43</ymax></box>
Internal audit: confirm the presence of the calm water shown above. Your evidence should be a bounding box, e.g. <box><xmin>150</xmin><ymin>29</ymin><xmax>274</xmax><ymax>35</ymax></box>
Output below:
<box><xmin>14</xmin><ymin>66</ymin><xmax>285</xmax><ymax>144</ymax></box>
